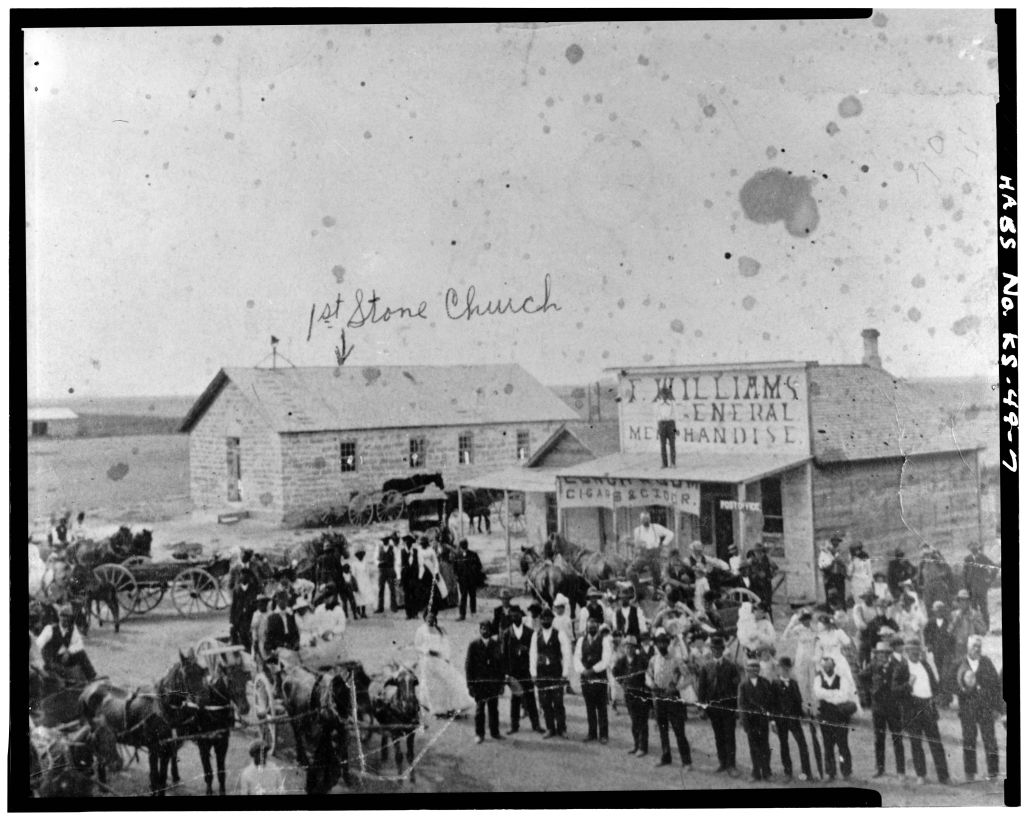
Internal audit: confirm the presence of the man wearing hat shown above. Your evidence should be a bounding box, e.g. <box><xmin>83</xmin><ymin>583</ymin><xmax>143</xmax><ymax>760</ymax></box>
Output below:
<box><xmin>374</xmin><ymin>532</ymin><xmax>400</xmax><ymax>614</ymax></box>
<box><xmin>502</xmin><ymin>605</ymin><xmax>542</xmax><ymax>734</ymax></box>
<box><xmin>612</xmin><ymin>586</ymin><xmax>648</xmax><ymax>639</ymax></box>
<box><xmin>956</xmin><ymin>635</ymin><xmax>1002</xmax><ymax>781</ymax></box>
<box><xmin>578</xmin><ymin>586</ymin><xmax>606</xmax><ymax>634</ymax></box>
<box><xmin>886</xmin><ymin>548</ymin><xmax>916</xmax><ymax>600</ymax></box>
<box><xmin>230</xmin><ymin>567</ymin><xmax>260</xmax><ymax>651</ymax></box>
<box><xmin>310</xmin><ymin>582</ymin><xmax>348</xmax><ymax>667</ymax></box>
<box><xmin>869</xmin><ymin>640</ymin><xmax>907</xmax><ymax>779</ymax></box>
<box><xmin>237</xmin><ymin>739</ymin><xmax>285</xmax><ymax>794</ymax></box>
<box><xmin>316</xmin><ymin>538</ymin><xmax>344</xmax><ymax>597</ymax></box>
<box><xmin>574</xmin><ymin>614</ymin><xmax>612</xmax><ymax>743</ymax></box>
<box><xmin>813</xmin><ymin>656</ymin><xmax>856</xmax><ymax>781</ymax></box>
<box><xmin>746</xmin><ymin>542</ymin><xmax>778</xmax><ymax>620</ymax></box>
<box><xmin>918</xmin><ymin>542</ymin><xmax>954</xmax><ymax>611</ymax></box>
<box><xmin>851</xmin><ymin>591</ymin><xmax>879</xmax><ymax>671</ymax></box>
<box><xmin>530</xmin><ymin>606</ymin><xmax>572</xmax><ymax>738</ymax></box>
<box><xmin>466</xmin><ymin>621</ymin><xmax>505</xmax><ymax>744</ymax></box>
<box><xmin>697</xmin><ymin>635</ymin><xmax>741</xmax><ymax>776</ymax></box>
<box><xmin>961</xmin><ymin>541</ymin><xmax>998</xmax><ymax>627</ymax></box>
<box><xmin>264</xmin><ymin>591</ymin><xmax>300</xmax><ymax>655</ymax></box>
<box><xmin>399</xmin><ymin>533</ymin><xmax>419</xmax><ymax>619</ymax></box>
<box><xmin>647</xmin><ymin>628</ymin><xmax>693</xmax><ymax>767</ymax></box>
<box><xmin>453</xmin><ymin>538</ymin><xmax>484</xmax><ymax>621</ymax></box>
<box><xmin>950</xmin><ymin>588</ymin><xmax>987</xmax><ymax>668</ymax></box>
<box><xmin>493</xmin><ymin>588</ymin><xmax>515</xmax><ymax>634</ymax></box>
<box><xmin>771</xmin><ymin>656</ymin><xmax>813</xmax><ymax>782</ymax></box>
<box><xmin>614</xmin><ymin>634</ymin><xmax>651</xmax><ymax>756</ymax></box>
<box><xmin>36</xmin><ymin>604</ymin><xmax>97</xmax><ymax>682</ymax></box>
<box><xmin>923</xmin><ymin>600</ymin><xmax>956</xmax><ymax>708</ymax></box>
<box><xmin>250</xmin><ymin>592</ymin><xmax>272</xmax><ymax>663</ymax></box>
<box><xmin>900</xmin><ymin>637</ymin><xmax>950</xmax><ymax>784</ymax></box>
<box><xmin>818</xmin><ymin>535</ymin><xmax>847</xmax><ymax>608</ymax></box>
<box><xmin>738</xmin><ymin>657</ymin><xmax>774</xmax><ymax>781</ymax></box>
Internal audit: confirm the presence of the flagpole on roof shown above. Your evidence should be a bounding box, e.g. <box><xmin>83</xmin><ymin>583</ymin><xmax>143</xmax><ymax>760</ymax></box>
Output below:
<box><xmin>271</xmin><ymin>336</ymin><xmax>279</xmax><ymax>370</ymax></box>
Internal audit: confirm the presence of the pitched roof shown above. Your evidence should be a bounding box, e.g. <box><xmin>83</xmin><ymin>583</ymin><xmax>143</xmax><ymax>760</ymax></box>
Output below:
<box><xmin>27</xmin><ymin>407</ymin><xmax>78</xmax><ymax>421</ymax></box>
<box><xmin>526</xmin><ymin>420</ymin><xmax>621</xmax><ymax>467</ymax></box>
<box><xmin>808</xmin><ymin>365</ymin><xmax>983</xmax><ymax>464</ymax></box>
<box><xmin>180</xmin><ymin>364</ymin><xmax>578</xmax><ymax>434</ymax></box>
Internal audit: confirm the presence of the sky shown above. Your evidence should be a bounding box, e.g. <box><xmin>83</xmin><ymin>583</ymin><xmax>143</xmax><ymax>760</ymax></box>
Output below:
<box><xmin>24</xmin><ymin>12</ymin><xmax>1001</xmax><ymax>400</ymax></box>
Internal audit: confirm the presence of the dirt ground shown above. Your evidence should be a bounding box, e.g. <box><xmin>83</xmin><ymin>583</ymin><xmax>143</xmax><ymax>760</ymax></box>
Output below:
<box><xmin>27</xmin><ymin>435</ymin><xmax>1008</xmax><ymax>803</ymax></box>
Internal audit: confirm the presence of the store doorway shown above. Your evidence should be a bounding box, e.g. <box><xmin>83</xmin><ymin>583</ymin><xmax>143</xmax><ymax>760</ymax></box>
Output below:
<box><xmin>699</xmin><ymin>483</ymin><xmax>735</xmax><ymax>560</ymax></box>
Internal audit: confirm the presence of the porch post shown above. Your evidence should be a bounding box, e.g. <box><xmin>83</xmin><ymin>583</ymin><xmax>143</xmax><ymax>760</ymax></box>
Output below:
<box><xmin>458</xmin><ymin>486</ymin><xmax>465</xmax><ymax>541</ymax></box>
<box><xmin>735</xmin><ymin>481</ymin><xmax>746</xmax><ymax>556</ymax></box>
<box><xmin>504</xmin><ymin>488</ymin><xmax>512</xmax><ymax>586</ymax></box>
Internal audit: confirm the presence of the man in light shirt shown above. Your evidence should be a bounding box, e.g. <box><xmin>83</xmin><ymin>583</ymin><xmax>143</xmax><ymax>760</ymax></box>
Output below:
<box><xmin>530</xmin><ymin>607</ymin><xmax>572</xmax><ymax>738</ymax></box>
<box><xmin>37</xmin><ymin>605</ymin><xmax>97</xmax><ymax>682</ymax></box>
<box><xmin>956</xmin><ymin>635</ymin><xmax>1001</xmax><ymax>781</ymax></box>
<box><xmin>632</xmin><ymin>512</ymin><xmax>673</xmax><ymax>592</ymax></box>
<box><xmin>901</xmin><ymin>637</ymin><xmax>951</xmax><ymax>785</ymax></box>
<box><xmin>574</xmin><ymin>616</ymin><xmax>612</xmax><ymax>743</ymax></box>
<box><xmin>551</xmin><ymin>594</ymin><xmax>576</xmax><ymax>645</ymax></box>
<box><xmin>647</xmin><ymin>629</ymin><xmax>693</xmax><ymax>768</ymax></box>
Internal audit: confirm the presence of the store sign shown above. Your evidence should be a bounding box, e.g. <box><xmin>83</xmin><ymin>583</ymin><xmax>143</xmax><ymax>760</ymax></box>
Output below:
<box><xmin>557</xmin><ymin>476</ymin><xmax>700</xmax><ymax>516</ymax></box>
<box><xmin>720</xmin><ymin>500</ymin><xmax>762</xmax><ymax>513</ymax></box>
<box><xmin>618</xmin><ymin>365</ymin><xmax>811</xmax><ymax>456</ymax></box>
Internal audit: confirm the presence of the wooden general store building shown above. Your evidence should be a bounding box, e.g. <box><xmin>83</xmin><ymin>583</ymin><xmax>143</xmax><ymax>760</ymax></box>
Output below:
<box><xmin>463</xmin><ymin>330</ymin><xmax>987</xmax><ymax>602</ymax></box>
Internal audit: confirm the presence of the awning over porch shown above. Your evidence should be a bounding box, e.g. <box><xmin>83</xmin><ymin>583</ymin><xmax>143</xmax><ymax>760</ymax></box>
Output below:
<box><xmin>554</xmin><ymin>451</ymin><xmax>811</xmax><ymax>484</ymax></box>
<box><xmin>456</xmin><ymin>467</ymin><xmax>560</xmax><ymax>494</ymax></box>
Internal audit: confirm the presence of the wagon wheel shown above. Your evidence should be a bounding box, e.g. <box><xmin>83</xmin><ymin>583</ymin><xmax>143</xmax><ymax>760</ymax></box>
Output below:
<box><xmin>379</xmin><ymin>490</ymin><xmax>405</xmax><ymax>522</ymax></box>
<box><xmin>93</xmin><ymin>563</ymin><xmax>137</xmax><ymax>623</ymax></box>
<box><xmin>251</xmin><ymin>672</ymin><xmax>278</xmax><ymax>756</ymax></box>
<box><xmin>491</xmin><ymin>497</ymin><xmax>527</xmax><ymax>535</ymax></box>
<box><xmin>348</xmin><ymin>492</ymin><xmax>375</xmax><ymax>527</ymax></box>
<box><xmin>171</xmin><ymin>567</ymin><xmax>220</xmax><ymax>616</ymax></box>
<box><xmin>206</xmin><ymin>572</ymin><xmax>231</xmax><ymax>611</ymax></box>
<box><xmin>132</xmin><ymin>582</ymin><xmax>166</xmax><ymax>614</ymax></box>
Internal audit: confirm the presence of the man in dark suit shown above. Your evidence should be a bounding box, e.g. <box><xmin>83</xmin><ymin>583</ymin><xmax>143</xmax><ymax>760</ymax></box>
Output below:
<box><xmin>772</xmin><ymin>656</ymin><xmax>813</xmax><ymax>781</ymax></box>
<box><xmin>574</xmin><ymin>616</ymin><xmax>612</xmax><ymax>743</ymax></box>
<box><xmin>229</xmin><ymin>568</ymin><xmax>259</xmax><ymax>650</ymax></box>
<box><xmin>466</xmin><ymin>621</ymin><xmax>504</xmax><ymax>744</ymax></box>
<box><xmin>502</xmin><ymin>606</ymin><xmax>541</xmax><ymax>734</ymax></box>
<box><xmin>887</xmin><ymin>547</ymin><xmax>917</xmax><ymax>601</ymax></box>
<box><xmin>614</xmin><ymin>635</ymin><xmax>651</xmax><ymax>756</ymax></box>
<box><xmin>493</xmin><ymin>588</ymin><xmax>515</xmax><ymax>634</ymax></box>
<box><xmin>263</xmin><ymin>592</ymin><xmax>300</xmax><ymax>655</ymax></box>
<box><xmin>400</xmin><ymin>534</ymin><xmax>419</xmax><ymax>619</ymax></box>
<box><xmin>375</xmin><ymin>533</ymin><xmax>399</xmax><ymax>613</ymax></box>
<box><xmin>898</xmin><ymin>637</ymin><xmax>950</xmax><ymax>784</ymax></box>
<box><xmin>530</xmin><ymin>607</ymin><xmax>571</xmax><ymax>738</ymax></box>
<box><xmin>870</xmin><ymin>641</ymin><xmax>907</xmax><ymax>780</ymax></box>
<box><xmin>454</xmin><ymin>538</ymin><xmax>484</xmax><ymax>621</ymax></box>
<box><xmin>746</xmin><ymin>543</ymin><xmax>778</xmax><ymax>620</ymax></box>
<box><xmin>961</xmin><ymin>542</ymin><xmax>998</xmax><ymax>626</ymax></box>
<box><xmin>923</xmin><ymin>600</ymin><xmax>956</xmax><ymax>707</ymax></box>
<box><xmin>738</xmin><ymin>658</ymin><xmax>774</xmax><ymax>781</ymax></box>
<box><xmin>956</xmin><ymin>635</ymin><xmax>1002</xmax><ymax>781</ymax></box>
<box><xmin>698</xmin><ymin>635</ymin><xmax>740</xmax><ymax>777</ymax></box>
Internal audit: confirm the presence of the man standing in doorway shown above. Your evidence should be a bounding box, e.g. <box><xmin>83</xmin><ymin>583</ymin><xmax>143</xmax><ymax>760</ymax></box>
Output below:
<box><xmin>632</xmin><ymin>512</ymin><xmax>673</xmax><ymax>593</ymax></box>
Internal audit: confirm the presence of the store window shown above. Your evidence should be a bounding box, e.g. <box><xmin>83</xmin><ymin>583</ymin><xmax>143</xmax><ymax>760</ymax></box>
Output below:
<box><xmin>458</xmin><ymin>432</ymin><xmax>474</xmax><ymax>465</ymax></box>
<box><xmin>409</xmin><ymin>437</ymin><xmax>426</xmax><ymax>468</ymax></box>
<box><xmin>340</xmin><ymin>440</ymin><xmax>357</xmax><ymax>473</ymax></box>
<box><xmin>516</xmin><ymin>429</ymin><xmax>531</xmax><ymax>461</ymax></box>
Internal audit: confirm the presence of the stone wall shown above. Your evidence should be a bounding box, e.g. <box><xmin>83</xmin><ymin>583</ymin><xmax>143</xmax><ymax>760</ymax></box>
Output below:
<box><xmin>188</xmin><ymin>382</ymin><xmax>283</xmax><ymax>516</ymax></box>
<box><xmin>812</xmin><ymin>450</ymin><xmax>983</xmax><ymax>567</ymax></box>
<box><xmin>278</xmin><ymin>421</ymin><xmax>564</xmax><ymax>523</ymax></box>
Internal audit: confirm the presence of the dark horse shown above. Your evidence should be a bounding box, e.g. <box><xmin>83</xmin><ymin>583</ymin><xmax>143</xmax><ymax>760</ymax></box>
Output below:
<box><xmin>519</xmin><ymin>546</ymin><xmax>588</xmax><ymax>615</ymax></box>
<box><xmin>279</xmin><ymin>656</ymin><xmax>372</xmax><ymax>794</ymax></box>
<box><xmin>80</xmin><ymin>649</ymin><xmax>207</xmax><ymax>795</ymax></box>
<box><xmin>370</xmin><ymin>664</ymin><xmax>421</xmax><ymax>783</ymax></box>
<box><xmin>175</xmin><ymin>657</ymin><xmax>251</xmax><ymax>795</ymax></box>
<box><xmin>64</xmin><ymin>561</ymin><xmax>121</xmax><ymax>636</ymax></box>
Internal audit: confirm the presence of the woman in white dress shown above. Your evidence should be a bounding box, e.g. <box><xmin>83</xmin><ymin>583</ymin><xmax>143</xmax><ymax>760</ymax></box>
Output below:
<box><xmin>781</xmin><ymin>609</ymin><xmax>818</xmax><ymax>705</ymax></box>
<box><xmin>847</xmin><ymin>545</ymin><xmax>874</xmax><ymax>604</ymax></box>
<box><xmin>813</xmin><ymin>614</ymin><xmax>858</xmax><ymax>707</ymax></box>
<box><xmin>416</xmin><ymin>540</ymin><xmax>447</xmax><ymax>615</ymax></box>
<box><xmin>414</xmin><ymin>612</ymin><xmax>474</xmax><ymax>717</ymax></box>
<box><xmin>347</xmin><ymin>548</ymin><xmax>373</xmax><ymax>617</ymax></box>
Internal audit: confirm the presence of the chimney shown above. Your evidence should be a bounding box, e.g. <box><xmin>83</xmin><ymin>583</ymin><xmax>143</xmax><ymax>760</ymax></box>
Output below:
<box><xmin>861</xmin><ymin>328</ymin><xmax>881</xmax><ymax>368</ymax></box>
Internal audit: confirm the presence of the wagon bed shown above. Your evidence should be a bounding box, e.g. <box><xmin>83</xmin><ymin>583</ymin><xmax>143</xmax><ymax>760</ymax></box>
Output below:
<box><xmin>93</xmin><ymin>553</ymin><xmax>231</xmax><ymax>618</ymax></box>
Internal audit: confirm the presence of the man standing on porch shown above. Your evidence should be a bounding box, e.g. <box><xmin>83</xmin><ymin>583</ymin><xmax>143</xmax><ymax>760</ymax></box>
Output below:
<box><xmin>633</xmin><ymin>512</ymin><xmax>674</xmax><ymax>590</ymax></box>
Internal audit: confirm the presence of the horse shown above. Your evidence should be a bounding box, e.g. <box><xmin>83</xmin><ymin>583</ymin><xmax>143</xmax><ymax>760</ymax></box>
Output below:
<box><xmin>278</xmin><ymin>658</ymin><xmax>371</xmax><ymax>793</ymax></box>
<box><xmin>80</xmin><ymin>650</ymin><xmax>207</xmax><ymax>795</ymax></box>
<box><xmin>370</xmin><ymin>664</ymin><xmax>421</xmax><ymax>783</ymax></box>
<box><xmin>64</xmin><ymin>561</ymin><xmax>120</xmax><ymax>636</ymax></box>
<box><xmin>549</xmin><ymin>533</ymin><xmax>626</xmax><ymax>587</ymax></box>
<box><xmin>519</xmin><ymin>546</ymin><xmax>588</xmax><ymax>616</ymax></box>
<box><xmin>177</xmin><ymin>656</ymin><xmax>251</xmax><ymax>795</ymax></box>
<box><xmin>68</xmin><ymin>527</ymin><xmax>151</xmax><ymax>570</ymax></box>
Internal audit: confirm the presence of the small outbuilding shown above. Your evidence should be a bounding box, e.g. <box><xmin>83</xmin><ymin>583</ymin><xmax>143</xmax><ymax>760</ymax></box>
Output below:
<box><xmin>27</xmin><ymin>407</ymin><xmax>80</xmax><ymax>439</ymax></box>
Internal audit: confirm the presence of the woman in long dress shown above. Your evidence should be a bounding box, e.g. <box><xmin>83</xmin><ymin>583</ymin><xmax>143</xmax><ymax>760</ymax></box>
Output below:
<box><xmin>348</xmin><ymin>548</ymin><xmax>372</xmax><ymax>618</ymax></box>
<box><xmin>781</xmin><ymin>609</ymin><xmax>818</xmax><ymax>705</ymax></box>
<box><xmin>417</xmin><ymin>539</ymin><xmax>447</xmax><ymax>616</ymax></box>
<box><xmin>847</xmin><ymin>546</ymin><xmax>874</xmax><ymax>604</ymax></box>
<box><xmin>414</xmin><ymin>613</ymin><xmax>474</xmax><ymax>717</ymax></box>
